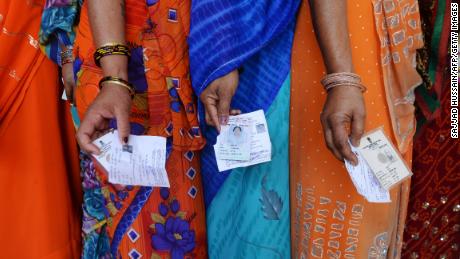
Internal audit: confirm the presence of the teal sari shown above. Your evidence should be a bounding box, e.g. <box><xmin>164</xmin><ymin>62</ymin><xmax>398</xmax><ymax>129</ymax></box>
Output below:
<box><xmin>188</xmin><ymin>1</ymin><xmax>300</xmax><ymax>257</ymax></box>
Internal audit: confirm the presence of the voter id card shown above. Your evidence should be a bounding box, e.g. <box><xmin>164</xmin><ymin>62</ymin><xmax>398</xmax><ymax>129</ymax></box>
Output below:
<box><xmin>358</xmin><ymin>128</ymin><xmax>412</xmax><ymax>190</ymax></box>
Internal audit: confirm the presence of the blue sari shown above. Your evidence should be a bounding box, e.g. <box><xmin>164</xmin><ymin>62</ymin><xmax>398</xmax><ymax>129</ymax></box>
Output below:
<box><xmin>188</xmin><ymin>1</ymin><xmax>300</xmax><ymax>258</ymax></box>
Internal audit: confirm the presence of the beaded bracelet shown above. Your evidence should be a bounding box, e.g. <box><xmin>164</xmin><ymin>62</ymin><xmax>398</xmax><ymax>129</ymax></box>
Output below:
<box><xmin>321</xmin><ymin>72</ymin><xmax>367</xmax><ymax>93</ymax></box>
<box><xmin>99</xmin><ymin>76</ymin><xmax>135</xmax><ymax>97</ymax></box>
<box><xmin>61</xmin><ymin>47</ymin><xmax>74</xmax><ymax>65</ymax></box>
<box><xmin>93</xmin><ymin>43</ymin><xmax>130</xmax><ymax>67</ymax></box>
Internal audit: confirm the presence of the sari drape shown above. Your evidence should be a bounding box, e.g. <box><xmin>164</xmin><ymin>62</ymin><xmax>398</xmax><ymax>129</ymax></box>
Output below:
<box><xmin>290</xmin><ymin>0</ymin><xmax>422</xmax><ymax>258</ymax></box>
<box><xmin>0</xmin><ymin>0</ymin><xmax>81</xmax><ymax>258</ymax></box>
<box><xmin>0</xmin><ymin>0</ymin><xmax>43</xmax><ymax>135</ymax></box>
<box><xmin>188</xmin><ymin>0</ymin><xmax>300</xmax><ymax>258</ymax></box>
<box><xmin>40</xmin><ymin>0</ymin><xmax>209</xmax><ymax>258</ymax></box>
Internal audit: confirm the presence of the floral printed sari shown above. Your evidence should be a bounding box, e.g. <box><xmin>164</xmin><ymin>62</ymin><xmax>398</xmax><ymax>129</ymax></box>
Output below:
<box><xmin>40</xmin><ymin>0</ymin><xmax>208</xmax><ymax>258</ymax></box>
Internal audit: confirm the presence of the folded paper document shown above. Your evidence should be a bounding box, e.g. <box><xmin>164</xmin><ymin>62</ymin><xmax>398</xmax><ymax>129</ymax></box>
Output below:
<box><xmin>92</xmin><ymin>130</ymin><xmax>170</xmax><ymax>187</ymax></box>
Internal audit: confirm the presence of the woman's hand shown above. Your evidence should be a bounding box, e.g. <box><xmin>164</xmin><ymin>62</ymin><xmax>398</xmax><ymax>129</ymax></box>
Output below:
<box><xmin>320</xmin><ymin>86</ymin><xmax>366</xmax><ymax>165</ymax></box>
<box><xmin>200</xmin><ymin>69</ymin><xmax>239</xmax><ymax>132</ymax></box>
<box><xmin>76</xmin><ymin>83</ymin><xmax>132</xmax><ymax>154</ymax></box>
<box><xmin>62</xmin><ymin>62</ymin><xmax>76</xmax><ymax>104</ymax></box>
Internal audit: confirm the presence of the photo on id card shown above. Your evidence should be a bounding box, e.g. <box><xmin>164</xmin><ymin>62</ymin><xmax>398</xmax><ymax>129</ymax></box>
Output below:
<box><xmin>216</xmin><ymin>123</ymin><xmax>251</xmax><ymax>161</ymax></box>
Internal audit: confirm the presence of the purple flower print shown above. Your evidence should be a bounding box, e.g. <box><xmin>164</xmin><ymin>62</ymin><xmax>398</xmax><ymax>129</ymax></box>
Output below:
<box><xmin>159</xmin><ymin>203</ymin><xmax>169</xmax><ymax>217</ymax></box>
<box><xmin>151</xmin><ymin>218</ymin><xmax>196</xmax><ymax>259</ymax></box>
<box><xmin>81</xmin><ymin>154</ymin><xmax>100</xmax><ymax>189</ymax></box>
<box><xmin>170</xmin><ymin>199</ymin><xmax>180</xmax><ymax>214</ymax></box>
<box><xmin>160</xmin><ymin>187</ymin><xmax>170</xmax><ymax>200</ymax></box>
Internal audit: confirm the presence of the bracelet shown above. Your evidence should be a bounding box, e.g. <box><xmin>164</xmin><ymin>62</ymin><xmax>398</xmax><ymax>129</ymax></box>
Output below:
<box><xmin>321</xmin><ymin>72</ymin><xmax>367</xmax><ymax>93</ymax></box>
<box><xmin>321</xmin><ymin>72</ymin><xmax>360</xmax><ymax>85</ymax></box>
<box><xmin>93</xmin><ymin>43</ymin><xmax>130</xmax><ymax>67</ymax></box>
<box><xmin>324</xmin><ymin>82</ymin><xmax>367</xmax><ymax>92</ymax></box>
<box><xmin>99</xmin><ymin>76</ymin><xmax>135</xmax><ymax>97</ymax></box>
<box><xmin>61</xmin><ymin>48</ymin><xmax>74</xmax><ymax>65</ymax></box>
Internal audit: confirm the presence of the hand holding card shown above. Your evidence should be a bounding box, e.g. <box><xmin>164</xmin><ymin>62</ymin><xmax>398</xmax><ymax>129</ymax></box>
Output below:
<box><xmin>214</xmin><ymin>110</ymin><xmax>272</xmax><ymax>172</ymax></box>
<box><xmin>91</xmin><ymin>130</ymin><xmax>170</xmax><ymax>187</ymax></box>
<box><xmin>344</xmin><ymin>127</ymin><xmax>413</xmax><ymax>203</ymax></box>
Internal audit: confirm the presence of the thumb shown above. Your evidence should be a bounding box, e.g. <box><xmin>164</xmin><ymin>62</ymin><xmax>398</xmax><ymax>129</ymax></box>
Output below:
<box><xmin>114</xmin><ymin>108</ymin><xmax>131</xmax><ymax>144</ymax></box>
<box><xmin>217</xmin><ymin>93</ymin><xmax>232</xmax><ymax>125</ymax></box>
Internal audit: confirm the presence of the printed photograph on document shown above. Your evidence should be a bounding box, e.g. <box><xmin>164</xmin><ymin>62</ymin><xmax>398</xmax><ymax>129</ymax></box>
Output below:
<box><xmin>215</xmin><ymin>123</ymin><xmax>251</xmax><ymax>161</ymax></box>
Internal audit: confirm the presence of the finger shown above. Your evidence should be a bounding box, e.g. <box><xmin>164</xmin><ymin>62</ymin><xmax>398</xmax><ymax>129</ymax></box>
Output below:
<box><xmin>95</xmin><ymin>119</ymin><xmax>109</xmax><ymax>131</ymax></box>
<box><xmin>230</xmin><ymin>109</ymin><xmax>242</xmax><ymax>116</ymax></box>
<box><xmin>204</xmin><ymin>100</ymin><xmax>220</xmax><ymax>132</ymax></box>
<box><xmin>350</xmin><ymin>111</ymin><xmax>366</xmax><ymax>147</ymax></box>
<box><xmin>204</xmin><ymin>109</ymin><xmax>212</xmax><ymax>126</ymax></box>
<box><xmin>114</xmin><ymin>107</ymin><xmax>131</xmax><ymax>144</ymax></box>
<box><xmin>321</xmin><ymin>114</ymin><xmax>342</xmax><ymax>160</ymax></box>
<box><xmin>330</xmin><ymin>120</ymin><xmax>357</xmax><ymax>165</ymax></box>
<box><xmin>76</xmin><ymin>116</ymin><xmax>101</xmax><ymax>154</ymax></box>
<box><xmin>324</xmin><ymin>127</ymin><xmax>343</xmax><ymax>161</ymax></box>
<box><xmin>217</xmin><ymin>94</ymin><xmax>231</xmax><ymax>125</ymax></box>
<box><xmin>77</xmin><ymin>132</ymin><xmax>100</xmax><ymax>154</ymax></box>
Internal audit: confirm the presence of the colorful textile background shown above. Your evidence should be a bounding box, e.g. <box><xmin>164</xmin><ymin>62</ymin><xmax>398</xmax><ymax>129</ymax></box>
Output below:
<box><xmin>402</xmin><ymin>0</ymin><xmax>459</xmax><ymax>258</ymax></box>
<box><xmin>40</xmin><ymin>0</ymin><xmax>208</xmax><ymax>258</ymax></box>
<box><xmin>187</xmin><ymin>0</ymin><xmax>300</xmax><ymax>258</ymax></box>
<box><xmin>413</xmin><ymin>0</ymin><xmax>450</xmax><ymax>128</ymax></box>
<box><xmin>0</xmin><ymin>0</ymin><xmax>81</xmax><ymax>257</ymax></box>
<box><xmin>39</xmin><ymin>0</ymin><xmax>82</xmax><ymax>66</ymax></box>
<box><xmin>290</xmin><ymin>0</ymin><xmax>420</xmax><ymax>258</ymax></box>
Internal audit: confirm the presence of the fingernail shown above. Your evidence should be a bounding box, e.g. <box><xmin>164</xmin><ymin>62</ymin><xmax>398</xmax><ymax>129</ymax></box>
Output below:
<box><xmin>219</xmin><ymin>116</ymin><xmax>228</xmax><ymax>125</ymax></box>
<box><xmin>123</xmin><ymin>137</ymin><xmax>128</xmax><ymax>144</ymax></box>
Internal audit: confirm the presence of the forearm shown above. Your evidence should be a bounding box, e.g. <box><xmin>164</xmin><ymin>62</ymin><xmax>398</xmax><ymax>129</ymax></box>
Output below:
<box><xmin>88</xmin><ymin>0</ymin><xmax>128</xmax><ymax>79</ymax></box>
<box><xmin>309</xmin><ymin>0</ymin><xmax>354</xmax><ymax>73</ymax></box>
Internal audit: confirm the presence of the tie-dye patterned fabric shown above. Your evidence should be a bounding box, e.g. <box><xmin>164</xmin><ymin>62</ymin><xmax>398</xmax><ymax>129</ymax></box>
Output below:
<box><xmin>40</xmin><ymin>1</ymin><xmax>208</xmax><ymax>258</ymax></box>
<box><xmin>39</xmin><ymin>0</ymin><xmax>81</xmax><ymax>66</ymax></box>
<box><xmin>188</xmin><ymin>0</ymin><xmax>300</xmax><ymax>258</ymax></box>
<box><xmin>372</xmin><ymin>0</ymin><xmax>424</xmax><ymax>153</ymax></box>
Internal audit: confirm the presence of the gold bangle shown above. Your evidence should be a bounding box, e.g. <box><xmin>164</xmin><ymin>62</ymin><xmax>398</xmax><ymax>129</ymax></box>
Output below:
<box><xmin>99</xmin><ymin>76</ymin><xmax>135</xmax><ymax>97</ymax></box>
<box><xmin>321</xmin><ymin>72</ymin><xmax>367</xmax><ymax>93</ymax></box>
<box><xmin>94</xmin><ymin>43</ymin><xmax>130</xmax><ymax>67</ymax></box>
<box><xmin>324</xmin><ymin>82</ymin><xmax>367</xmax><ymax>92</ymax></box>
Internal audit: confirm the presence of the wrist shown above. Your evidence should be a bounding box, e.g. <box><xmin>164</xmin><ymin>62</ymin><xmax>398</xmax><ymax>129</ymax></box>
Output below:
<box><xmin>326</xmin><ymin>63</ymin><xmax>355</xmax><ymax>74</ymax></box>
<box><xmin>100</xmin><ymin>55</ymin><xmax>129</xmax><ymax>80</ymax></box>
<box><xmin>100</xmin><ymin>83</ymin><xmax>134</xmax><ymax>101</ymax></box>
<box><xmin>321</xmin><ymin>72</ymin><xmax>367</xmax><ymax>93</ymax></box>
<box><xmin>99</xmin><ymin>76</ymin><xmax>135</xmax><ymax>98</ymax></box>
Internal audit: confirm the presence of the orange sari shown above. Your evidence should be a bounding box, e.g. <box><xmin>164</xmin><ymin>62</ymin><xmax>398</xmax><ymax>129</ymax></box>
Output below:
<box><xmin>0</xmin><ymin>0</ymin><xmax>81</xmax><ymax>258</ymax></box>
<box><xmin>290</xmin><ymin>0</ymin><xmax>422</xmax><ymax>258</ymax></box>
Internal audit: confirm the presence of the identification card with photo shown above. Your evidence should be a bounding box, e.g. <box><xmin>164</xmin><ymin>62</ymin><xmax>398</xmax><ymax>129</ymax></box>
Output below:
<box><xmin>215</xmin><ymin>122</ymin><xmax>252</xmax><ymax>161</ymax></box>
<box><xmin>214</xmin><ymin>110</ymin><xmax>272</xmax><ymax>172</ymax></box>
<box><xmin>358</xmin><ymin>128</ymin><xmax>412</xmax><ymax>190</ymax></box>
